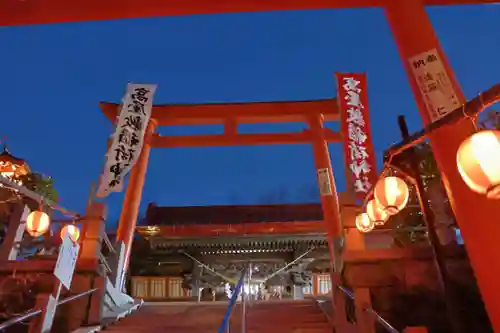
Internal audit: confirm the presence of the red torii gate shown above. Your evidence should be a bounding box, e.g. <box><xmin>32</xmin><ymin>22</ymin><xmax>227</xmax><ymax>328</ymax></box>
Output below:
<box><xmin>3</xmin><ymin>0</ymin><xmax>500</xmax><ymax>330</ymax></box>
<box><xmin>0</xmin><ymin>0</ymin><xmax>497</xmax><ymax>26</ymax></box>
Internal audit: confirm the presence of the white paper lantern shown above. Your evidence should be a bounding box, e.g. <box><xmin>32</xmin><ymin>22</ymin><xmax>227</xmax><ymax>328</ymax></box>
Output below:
<box><xmin>26</xmin><ymin>210</ymin><xmax>50</xmax><ymax>237</ymax></box>
<box><xmin>374</xmin><ymin>176</ymin><xmax>409</xmax><ymax>215</ymax></box>
<box><xmin>366</xmin><ymin>199</ymin><xmax>389</xmax><ymax>226</ymax></box>
<box><xmin>60</xmin><ymin>224</ymin><xmax>81</xmax><ymax>242</ymax></box>
<box><xmin>356</xmin><ymin>213</ymin><xmax>375</xmax><ymax>233</ymax></box>
<box><xmin>457</xmin><ymin>130</ymin><xmax>500</xmax><ymax>199</ymax></box>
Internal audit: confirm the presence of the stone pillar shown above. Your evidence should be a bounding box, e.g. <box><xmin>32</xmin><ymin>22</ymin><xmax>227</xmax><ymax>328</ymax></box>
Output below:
<box><xmin>293</xmin><ymin>285</ymin><xmax>304</xmax><ymax>300</ymax></box>
<box><xmin>191</xmin><ymin>262</ymin><xmax>202</xmax><ymax>301</ymax></box>
<box><xmin>65</xmin><ymin>202</ymin><xmax>107</xmax><ymax>330</ymax></box>
<box><xmin>79</xmin><ymin>202</ymin><xmax>106</xmax><ymax>262</ymax></box>
<box><xmin>344</xmin><ymin>227</ymin><xmax>374</xmax><ymax>333</ymax></box>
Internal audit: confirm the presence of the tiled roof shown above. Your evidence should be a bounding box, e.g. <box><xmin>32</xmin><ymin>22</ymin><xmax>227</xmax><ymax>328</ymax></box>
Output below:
<box><xmin>145</xmin><ymin>203</ymin><xmax>323</xmax><ymax>226</ymax></box>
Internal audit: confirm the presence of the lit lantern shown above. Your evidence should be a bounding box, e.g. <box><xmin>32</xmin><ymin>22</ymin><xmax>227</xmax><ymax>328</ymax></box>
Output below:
<box><xmin>60</xmin><ymin>224</ymin><xmax>81</xmax><ymax>243</ymax></box>
<box><xmin>356</xmin><ymin>213</ymin><xmax>375</xmax><ymax>233</ymax></box>
<box><xmin>26</xmin><ymin>210</ymin><xmax>50</xmax><ymax>237</ymax></box>
<box><xmin>456</xmin><ymin>130</ymin><xmax>500</xmax><ymax>199</ymax></box>
<box><xmin>374</xmin><ymin>176</ymin><xmax>409</xmax><ymax>215</ymax></box>
<box><xmin>366</xmin><ymin>199</ymin><xmax>389</xmax><ymax>226</ymax></box>
<box><xmin>0</xmin><ymin>143</ymin><xmax>30</xmax><ymax>182</ymax></box>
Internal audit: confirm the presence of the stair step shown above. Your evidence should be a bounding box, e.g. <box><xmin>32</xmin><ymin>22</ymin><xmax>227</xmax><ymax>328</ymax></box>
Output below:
<box><xmin>247</xmin><ymin>310</ymin><xmax>321</xmax><ymax>316</ymax></box>
<box><xmin>247</xmin><ymin>327</ymin><xmax>333</xmax><ymax>333</ymax></box>
<box><xmin>248</xmin><ymin>309</ymin><xmax>320</xmax><ymax>314</ymax></box>
<box><xmin>247</xmin><ymin>330</ymin><xmax>332</xmax><ymax>333</ymax></box>
<box><xmin>118</xmin><ymin>320</ymin><xmax>222</xmax><ymax>326</ymax></box>
<box><xmin>247</xmin><ymin>321</ymin><xmax>330</xmax><ymax>328</ymax></box>
<box><xmin>249</xmin><ymin>309</ymin><xmax>320</xmax><ymax>313</ymax></box>
<box><xmin>106</xmin><ymin>328</ymin><xmax>219</xmax><ymax>330</ymax></box>
<box><xmin>246</xmin><ymin>316</ymin><xmax>326</xmax><ymax>323</ymax></box>
<box><xmin>105</xmin><ymin>326</ymin><xmax>219</xmax><ymax>330</ymax></box>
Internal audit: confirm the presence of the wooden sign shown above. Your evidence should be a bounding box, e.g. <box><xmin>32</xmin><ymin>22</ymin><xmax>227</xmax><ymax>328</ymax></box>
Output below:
<box><xmin>54</xmin><ymin>233</ymin><xmax>80</xmax><ymax>289</ymax></box>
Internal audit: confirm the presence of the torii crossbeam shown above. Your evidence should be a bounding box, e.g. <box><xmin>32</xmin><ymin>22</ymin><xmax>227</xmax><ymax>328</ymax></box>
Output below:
<box><xmin>0</xmin><ymin>0</ymin><xmax>498</xmax><ymax>26</ymax></box>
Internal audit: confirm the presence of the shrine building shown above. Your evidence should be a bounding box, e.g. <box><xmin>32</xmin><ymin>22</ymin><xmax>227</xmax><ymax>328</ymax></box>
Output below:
<box><xmin>127</xmin><ymin>192</ymin><xmax>392</xmax><ymax>301</ymax></box>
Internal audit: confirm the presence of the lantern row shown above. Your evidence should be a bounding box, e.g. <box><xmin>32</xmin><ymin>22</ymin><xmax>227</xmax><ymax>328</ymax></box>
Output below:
<box><xmin>26</xmin><ymin>210</ymin><xmax>80</xmax><ymax>242</ymax></box>
<box><xmin>356</xmin><ymin>128</ymin><xmax>500</xmax><ymax>233</ymax></box>
<box><xmin>356</xmin><ymin>176</ymin><xmax>410</xmax><ymax>233</ymax></box>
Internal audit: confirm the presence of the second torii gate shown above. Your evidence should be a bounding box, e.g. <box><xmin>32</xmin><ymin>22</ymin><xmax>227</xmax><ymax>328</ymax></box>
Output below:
<box><xmin>99</xmin><ymin>99</ymin><xmax>346</xmax><ymax>282</ymax></box>
<box><xmin>2</xmin><ymin>0</ymin><xmax>500</xmax><ymax>330</ymax></box>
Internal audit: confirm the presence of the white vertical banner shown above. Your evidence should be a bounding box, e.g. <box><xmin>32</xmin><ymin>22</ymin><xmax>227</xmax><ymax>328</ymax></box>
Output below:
<box><xmin>336</xmin><ymin>73</ymin><xmax>377</xmax><ymax>202</ymax></box>
<box><xmin>409</xmin><ymin>48</ymin><xmax>460</xmax><ymax>123</ymax></box>
<box><xmin>96</xmin><ymin>83</ymin><xmax>157</xmax><ymax>198</ymax></box>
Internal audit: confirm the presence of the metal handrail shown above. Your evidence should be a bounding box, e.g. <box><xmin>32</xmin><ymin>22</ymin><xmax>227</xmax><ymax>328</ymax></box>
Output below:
<box><xmin>218</xmin><ymin>268</ymin><xmax>247</xmax><ymax>333</ymax></box>
<box><xmin>102</xmin><ymin>233</ymin><xmax>116</xmax><ymax>256</ymax></box>
<box><xmin>336</xmin><ymin>284</ymin><xmax>400</xmax><ymax>333</ymax></box>
<box><xmin>99</xmin><ymin>252</ymin><xmax>112</xmax><ymax>273</ymax></box>
<box><xmin>311</xmin><ymin>295</ymin><xmax>334</xmax><ymax>325</ymax></box>
<box><xmin>0</xmin><ymin>288</ymin><xmax>98</xmax><ymax>331</ymax></box>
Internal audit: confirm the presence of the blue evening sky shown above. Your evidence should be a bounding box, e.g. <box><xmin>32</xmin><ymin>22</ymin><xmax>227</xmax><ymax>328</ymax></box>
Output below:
<box><xmin>0</xmin><ymin>5</ymin><xmax>498</xmax><ymax>228</ymax></box>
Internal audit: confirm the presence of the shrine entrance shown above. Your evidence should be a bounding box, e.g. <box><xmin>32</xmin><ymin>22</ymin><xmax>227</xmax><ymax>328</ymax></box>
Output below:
<box><xmin>3</xmin><ymin>0</ymin><xmax>500</xmax><ymax>329</ymax></box>
<box><xmin>129</xmin><ymin>201</ymin><xmax>353</xmax><ymax>302</ymax></box>
<box><xmin>98</xmin><ymin>98</ymin><xmax>349</xmax><ymax>291</ymax></box>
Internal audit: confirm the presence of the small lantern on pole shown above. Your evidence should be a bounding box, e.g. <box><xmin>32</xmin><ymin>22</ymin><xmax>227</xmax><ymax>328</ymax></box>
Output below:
<box><xmin>456</xmin><ymin>130</ymin><xmax>500</xmax><ymax>199</ymax></box>
<box><xmin>356</xmin><ymin>213</ymin><xmax>375</xmax><ymax>233</ymax></box>
<box><xmin>60</xmin><ymin>224</ymin><xmax>81</xmax><ymax>243</ymax></box>
<box><xmin>26</xmin><ymin>210</ymin><xmax>50</xmax><ymax>237</ymax></box>
<box><xmin>366</xmin><ymin>199</ymin><xmax>389</xmax><ymax>226</ymax></box>
<box><xmin>374</xmin><ymin>176</ymin><xmax>409</xmax><ymax>215</ymax></box>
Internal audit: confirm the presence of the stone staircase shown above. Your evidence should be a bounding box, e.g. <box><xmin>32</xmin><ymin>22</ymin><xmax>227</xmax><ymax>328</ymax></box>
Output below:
<box><xmin>102</xmin><ymin>299</ymin><xmax>333</xmax><ymax>333</ymax></box>
<box><xmin>104</xmin><ymin>302</ymin><xmax>228</xmax><ymax>333</ymax></box>
<box><xmin>246</xmin><ymin>299</ymin><xmax>333</xmax><ymax>333</ymax></box>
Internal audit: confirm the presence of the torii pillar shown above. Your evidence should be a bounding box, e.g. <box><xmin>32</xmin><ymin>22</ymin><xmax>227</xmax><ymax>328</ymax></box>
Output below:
<box><xmin>385</xmin><ymin>0</ymin><xmax>500</xmax><ymax>330</ymax></box>
<box><xmin>115</xmin><ymin>120</ymin><xmax>158</xmax><ymax>289</ymax></box>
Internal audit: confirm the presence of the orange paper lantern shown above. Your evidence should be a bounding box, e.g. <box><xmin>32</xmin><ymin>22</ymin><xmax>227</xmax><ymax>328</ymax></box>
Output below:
<box><xmin>60</xmin><ymin>224</ymin><xmax>81</xmax><ymax>243</ymax></box>
<box><xmin>366</xmin><ymin>199</ymin><xmax>389</xmax><ymax>226</ymax></box>
<box><xmin>356</xmin><ymin>213</ymin><xmax>375</xmax><ymax>233</ymax></box>
<box><xmin>457</xmin><ymin>130</ymin><xmax>500</xmax><ymax>199</ymax></box>
<box><xmin>26</xmin><ymin>210</ymin><xmax>50</xmax><ymax>237</ymax></box>
<box><xmin>374</xmin><ymin>176</ymin><xmax>409</xmax><ymax>215</ymax></box>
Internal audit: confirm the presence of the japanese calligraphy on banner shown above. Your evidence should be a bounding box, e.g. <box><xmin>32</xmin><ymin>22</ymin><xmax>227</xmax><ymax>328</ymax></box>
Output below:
<box><xmin>336</xmin><ymin>73</ymin><xmax>378</xmax><ymax>202</ymax></box>
<box><xmin>409</xmin><ymin>48</ymin><xmax>460</xmax><ymax>123</ymax></box>
<box><xmin>96</xmin><ymin>83</ymin><xmax>157</xmax><ymax>198</ymax></box>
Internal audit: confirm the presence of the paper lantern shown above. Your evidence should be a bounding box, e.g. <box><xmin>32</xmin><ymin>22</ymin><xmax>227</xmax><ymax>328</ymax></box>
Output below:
<box><xmin>60</xmin><ymin>224</ymin><xmax>80</xmax><ymax>243</ymax></box>
<box><xmin>356</xmin><ymin>213</ymin><xmax>375</xmax><ymax>233</ymax></box>
<box><xmin>374</xmin><ymin>176</ymin><xmax>409</xmax><ymax>215</ymax></box>
<box><xmin>366</xmin><ymin>199</ymin><xmax>389</xmax><ymax>226</ymax></box>
<box><xmin>26</xmin><ymin>210</ymin><xmax>50</xmax><ymax>237</ymax></box>
<box><xmin>457</xmin><ymin>130</ymin><xmax>500</xmax><ymax>199</ymax></box>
